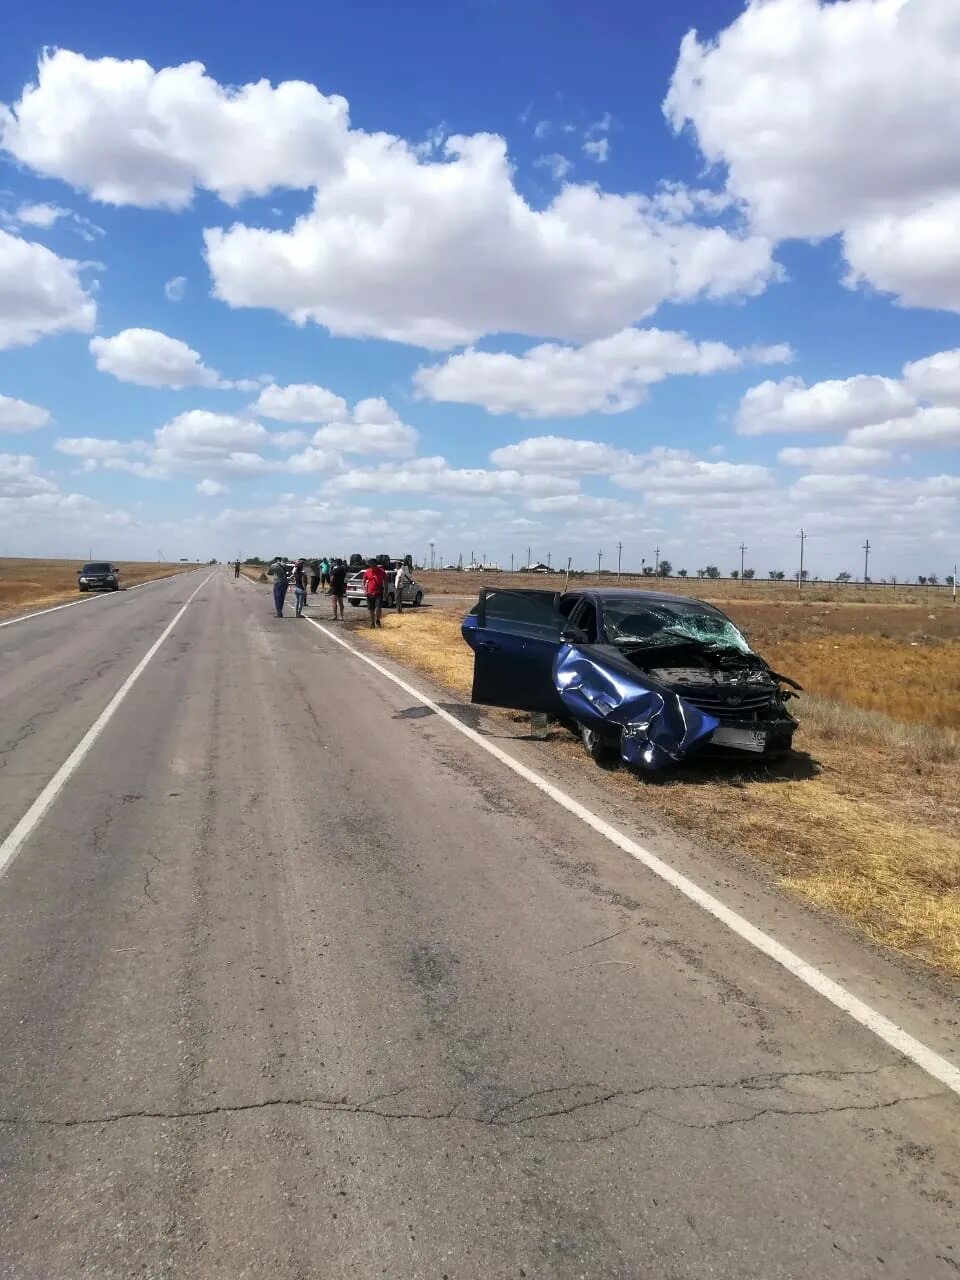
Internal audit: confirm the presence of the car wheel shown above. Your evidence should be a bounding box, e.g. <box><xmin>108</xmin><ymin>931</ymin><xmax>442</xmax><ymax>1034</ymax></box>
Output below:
<box><xmin>385</xmin><ymin>592</ymin><xmax>395</xmax><ymax>608</ymax></box>
<box><xmin>579</xmin><ymin>723</ymin><xmax>620</xmax><ymax>765</ymax></box>
<box><xmin>349</xmin><ymin>600</ymin><xmax>361</xmax><ymax>607</ymax></box>
<box><xmin>413</xmin><ymin>591</ymin><xmax>423</xmax><ymax>607</ymax></box>
<box><xmin>78</xmin><ymin>585</ymin><xmax>87</xmax><ymax>592</ymax></box>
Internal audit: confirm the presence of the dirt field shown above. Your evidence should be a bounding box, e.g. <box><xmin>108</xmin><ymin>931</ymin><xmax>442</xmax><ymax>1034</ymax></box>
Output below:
<box><xmin>349</xmin><ymin>595</ymin><xmax>960</xmax><ymax>977</ymax></box>
<box><xmin>418</xmin><ymin>568</ymin><xmax>957</xmax><ymax>606</ymax></box>
<box><xmin>0</xmin><ymin>558</ymin><xmax>200</xmax><ymax>619</ymax></box>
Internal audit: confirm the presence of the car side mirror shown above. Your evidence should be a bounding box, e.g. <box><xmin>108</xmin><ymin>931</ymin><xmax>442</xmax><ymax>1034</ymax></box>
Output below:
<box><xmin>561</xmin><ymin>625</ymin><xmax>587</xmax><ymax>643</ymax></box>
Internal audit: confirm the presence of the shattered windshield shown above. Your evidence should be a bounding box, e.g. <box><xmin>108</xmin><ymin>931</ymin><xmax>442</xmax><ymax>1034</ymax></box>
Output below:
<box><xmin>601</xmin><ymin>598</ymin><xmax>752</xmax><ymax>654</ymax></box>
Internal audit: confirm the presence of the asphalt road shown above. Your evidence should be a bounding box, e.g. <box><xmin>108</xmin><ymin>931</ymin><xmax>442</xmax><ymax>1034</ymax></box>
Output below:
<box><xmin>1</xmin><ymin>569</ymin><xmax>958</xmax><ymax>1279</ymax></box>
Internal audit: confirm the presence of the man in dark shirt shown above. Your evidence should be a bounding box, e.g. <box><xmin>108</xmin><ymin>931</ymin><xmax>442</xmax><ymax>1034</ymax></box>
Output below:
<box><xmin>329</xmin><ymin>560</ymin><xmax>347</xmax><ymax>621</ymax></box>
<box><xmin>234</xmin><ymin>559</ymin><xmax>241</xmax><ymax>579</ymax></box>
<box><xmin>293</xmin><ymin>559</ymin><xmax>308</xmax><ymax>618</ymax></box>
<box><xmin>267</xmin><ymin>556</ymin><xmax>288</xmax><ymax>617</ymax></box>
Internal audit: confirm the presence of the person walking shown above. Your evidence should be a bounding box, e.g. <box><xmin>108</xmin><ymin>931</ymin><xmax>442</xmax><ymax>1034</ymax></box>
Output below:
<box><xmin>234</xmin><ymin>559</ymin><xmax>241</xmax><ymax>580</ymax></box>
<box><xmin>329</xmin><ymin>558</ymin><xmax>347</xmax><ymax>621</ymax></box>
<box><xmin>309</xmin><ymin>557</ymin><xmax>321</xmax><ymax>595</ymax></box>
<box><xmin>361</xmin><ymin>558</ymin><xmax>386</xmax><ymax>628</ymax></box>
<box><xmin>293</xmin><ymin>558</ymin><xmax>308</xmax><ymax>617</ymax></box>
<box><xmin>394</xmin><ymin>560</ymin><xmax>411</xmax><ymax>612</ymax></box>
<box><xmin>320</xmin><ymin>557</ymin><xmax>331</xmax><ymax>590</ymax></box>
<box><xmin>268</xmin><ymin>556</ymin><xmax>288</xmax><ymax>618</ymax></box>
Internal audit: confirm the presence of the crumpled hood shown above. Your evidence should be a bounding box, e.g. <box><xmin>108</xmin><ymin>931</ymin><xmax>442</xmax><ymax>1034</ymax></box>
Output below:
<box><xmin>553</xmin><ymin>644</ymin><xmax>719</xmax><ymax>770</ymax></box>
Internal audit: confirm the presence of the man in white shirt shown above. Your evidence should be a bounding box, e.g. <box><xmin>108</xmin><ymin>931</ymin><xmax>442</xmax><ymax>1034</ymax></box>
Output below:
<box><xmin>394</xmin><ymin>561</ymin><xmax>412</xmax><ymax>612</ymax></box>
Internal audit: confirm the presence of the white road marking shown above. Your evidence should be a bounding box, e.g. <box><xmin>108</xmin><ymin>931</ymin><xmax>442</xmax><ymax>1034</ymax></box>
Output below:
<box><xmin>0</xmin><ymin>573</ymin><xmax>214</xmax><ymax>882</ymax></box>
<box><xmin>0</xmin><ymin>569</ymin><xmax>197</xmax><ymax>630</ymax></box>
<box><xmin>304</xmin><ymin>616</ymin><xmax>960</xmax><ymax>1100</ymax></box>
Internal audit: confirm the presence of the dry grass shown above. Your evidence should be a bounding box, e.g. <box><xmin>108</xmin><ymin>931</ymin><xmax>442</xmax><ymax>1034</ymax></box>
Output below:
<box><xmin>0</xmin><ymin>558</ymin><xmax>200</xmax><ymax>619</ymax></box>
<box><xmin>360</xmin><ymin>600</ymin><xmax>960</xmax><ymax>977</ymax></box>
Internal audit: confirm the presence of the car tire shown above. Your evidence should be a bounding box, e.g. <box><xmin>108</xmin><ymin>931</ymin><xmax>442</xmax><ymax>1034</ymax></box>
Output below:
<box><xmin>413</xmin><ymin>591</ymin><xmax>423</xmax><ymax>607</ymax></box>
<box><xmin>78</xmin><ymin>585</ymin><xmax>87</xmax><ymax>592</ymax></box>
<box><xmin>349</xmin><ymin>600</ymin><xmax>361</xmax><ymax>607</ymax></box>
<box><xmin>579</xmin><ymin>723</ymin><xmax>620</xmax><ymax>765</ymax></box>
<box><xmin>385</xmin><ymin>592</ymin><xmax>395</xmax><ymax>608</ymax></box>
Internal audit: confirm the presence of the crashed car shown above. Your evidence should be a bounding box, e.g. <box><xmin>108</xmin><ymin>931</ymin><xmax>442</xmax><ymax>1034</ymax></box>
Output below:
<box><xmin>461</xmin><ymin>588</ymin><xmax>800</xmax><ymax>771</ymax></box>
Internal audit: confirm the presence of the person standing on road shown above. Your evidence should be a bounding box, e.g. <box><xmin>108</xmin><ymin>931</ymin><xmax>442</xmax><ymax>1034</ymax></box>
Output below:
<box><xmin>293</xmin><ymin>559</ymin><xmax>308</xmax><ymax>618</ymax></box>
<box><xmin>361</xmin><ymin>558</ymin><xmax>386</xmax><ymax>628</ymax></box>
<box><xmin>329</xmin><ymin>558</ymin><xmax>347</xmax><ymax>621</ymax></box>
<box><xmin>320</xmin><ymin>557</ymin><xmax>331</xmax><ymax>590</ymax></box>
<box><xmin>394</xmin><ymin>560</ymin><xmax>411</xmax><ymax>612</ymax></box>
<box><xmin>234</xmin><ymin>559</ymin><xmax>241</xmax><ymax>580</ymax></box>
<box><xmin>309</xmin><ymin>557</ymin><xmax>321</xmax><ymax>595</ymax></box>
<box><xmin>268</xmin><ymin>556</ymin><xmax>288</xmax><ymax>618</ymax></box>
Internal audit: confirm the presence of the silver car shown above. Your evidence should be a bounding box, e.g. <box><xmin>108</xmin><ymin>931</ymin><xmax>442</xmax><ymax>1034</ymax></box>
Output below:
<box><xmin>346</xmin><ymin>570</ymin><xmax>424</xmax><ymax>609</ymax></box>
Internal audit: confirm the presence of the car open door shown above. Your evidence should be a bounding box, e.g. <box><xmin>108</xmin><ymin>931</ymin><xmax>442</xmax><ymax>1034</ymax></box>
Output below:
<box><xmin>469</xmin><ymin>588</ymin><xmax>568</xmax><ymax>716</ymax></box>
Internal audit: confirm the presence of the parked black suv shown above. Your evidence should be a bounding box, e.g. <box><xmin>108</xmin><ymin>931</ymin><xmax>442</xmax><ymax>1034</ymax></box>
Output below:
<box><xmin>77</xmin><ymin>562</ymin><xmax>120</xmax><ymax>592</ymax></box>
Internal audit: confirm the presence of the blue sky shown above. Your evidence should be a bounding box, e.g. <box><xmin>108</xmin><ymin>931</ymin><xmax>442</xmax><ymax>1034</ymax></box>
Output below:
<box><xmin>0</xmin><ymin>0</ymin><xmax>958</xmax><ymax>578</ymax></box>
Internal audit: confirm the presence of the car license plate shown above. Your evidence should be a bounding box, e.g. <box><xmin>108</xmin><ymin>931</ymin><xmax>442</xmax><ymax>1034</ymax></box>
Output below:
<box><xmin>711</xmin><ymin>726</ymin><xmax>767</xmax><ymax>753</ymax></box>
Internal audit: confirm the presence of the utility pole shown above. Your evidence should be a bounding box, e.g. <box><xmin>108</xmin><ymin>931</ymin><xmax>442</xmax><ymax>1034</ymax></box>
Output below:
<box><xmin>547</xmin><ymin>552</ymin><xmax>551</xmax><ymax>569</ymax></box>
<box><xmin>798</xmin><ymin>528</ymin><xmax>806</xmax><ymax>593</ymax></box>
<box><xmin>565</xmin><ymin>556</ymin><xmax>572</xmax><ymax>590</ymax></box>
<box><xmin>597</xmin><ymin>549</ymin><xmax>603</xmax><ymax>582</ymax></box>
<box><xmin>862</xmin><ymin>537</ymin><xmax>871</xmax><ymax>586</ymax></box>
<box><xmin>429</xmin><ymin>541</ymin><xmax>435</xmax><ymax>571</ymax></box>
<box><xmin>510</xmin><ymin>552</ymin><xmax>514</xmax><ymax>573</ymax></box>
<box><xmin>617</xmin><ymin>542</ymin><xmax>622</xmax><ymax>582</ymax></box>
<box><xmin>527</xmin><ymin>546</ymin><xmax>532</xmax><ymax>571</ymax></box>
<box><xmin>739</xmin><ymin>542</ymin><xmax>747</xmax><ymax>580</ymax></box>
<box><xmin>655</xmin><ymin>544</ymin><xmax>660</xmax><ymax>577</ymax></box>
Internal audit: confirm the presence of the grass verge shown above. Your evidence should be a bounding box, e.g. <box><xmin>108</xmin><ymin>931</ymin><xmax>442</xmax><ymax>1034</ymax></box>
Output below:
<box><xmin>0</xmin><ymin>558</ymin><xmax>200</xmax><ymax>619</ymax></box>
<box><xmin>360</xmin><ymin>605</ymin><xmax>960</xmax><ymax>978</ymax></box>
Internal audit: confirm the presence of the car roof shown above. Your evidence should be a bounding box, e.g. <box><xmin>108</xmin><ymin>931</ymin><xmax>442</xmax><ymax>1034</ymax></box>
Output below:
<box><xmin>564</xmin><ymin>587</ymin><xmax>715</xmax><ymax>609</ymax></box>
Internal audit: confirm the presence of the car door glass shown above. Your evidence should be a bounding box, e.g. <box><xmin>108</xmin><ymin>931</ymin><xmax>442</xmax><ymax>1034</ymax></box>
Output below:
<box><xmin>478</xmin><ymin>589</ymin><xmax>562</xmax><ymax>638</ymax></box>
<box><xmin>573</xmin><ymin>601</ymin><xmax>598</xmax><ymax>643</ymax></box>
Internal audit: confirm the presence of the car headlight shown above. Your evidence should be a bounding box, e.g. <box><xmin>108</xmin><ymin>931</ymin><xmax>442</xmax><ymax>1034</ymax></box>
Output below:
<box><xmin>79</xmin><ymin>577</ymin><xmax>87</xmax><ymax>583</ymax></box>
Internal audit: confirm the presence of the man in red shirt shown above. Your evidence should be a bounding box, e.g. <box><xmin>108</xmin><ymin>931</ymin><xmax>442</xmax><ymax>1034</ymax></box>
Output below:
<box><xmin>361</xmin><ymin>558</ymin><xmax>387</xmax><ymax>628</ymax></box>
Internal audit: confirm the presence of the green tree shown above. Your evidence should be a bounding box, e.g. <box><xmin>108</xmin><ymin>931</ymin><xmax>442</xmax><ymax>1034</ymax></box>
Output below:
<box><xmin>730</xmin><ymin>569</ymin><xmax>739</xmax><ymax>579</ymax></box>
<box><xmin>658</xmin><ymin>559</ymin><xmax>672</xmax><ymax>577</ymax></box>
<box><xmin>742</xmin><ymin>568</ymin><xmax>755</xmax><ymax>580</ymax></box>
<box><xmin>836</xmin><ymin>570</ymin><xmax>851</xmax><ymax>583</ymax></box>
<box><xmin>704</xmin><ymin>565</ymin><xmax>720</xmax><ymax>579</ymax></box>
<box><xmin>677</xmin><ymin>568</ymin><xmax>688</xmax><ymax>578</ymax></box>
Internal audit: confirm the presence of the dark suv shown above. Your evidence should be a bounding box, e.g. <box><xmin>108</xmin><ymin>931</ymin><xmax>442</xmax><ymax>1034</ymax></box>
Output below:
<box><xmin>77</xmin><ymin>562</ymin><xmax>120</xmax><ymax>592</ymax></box>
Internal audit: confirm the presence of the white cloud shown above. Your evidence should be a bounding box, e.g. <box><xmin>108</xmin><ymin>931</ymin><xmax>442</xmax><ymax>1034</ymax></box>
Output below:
<box><xmin>286</xmin><ymin>446</ymin><xmax>342</xmax><ymax>474</ymax></box>
<box><xmin>0</xmin><ymin>394</ymin><xmax>52</xmax><ymax>431</ymax></box>
<box><xmin>197</xmin><ymin>477</ymin><xmax>228</xmax><ymax>496</ymax></box>
<box><xmin>154</xmin><ymin>409</ymin><xmax>268</xmax><ymax>458</ymax></box>
<box><xmin>0</xmin><ymin>49</ymin><xmax>351</xmax><ymax>209</ymax></box>
<box><xmin>0</xmin><ymin>452</ymin><xmax>57</xmax><ymax>498</ymax></box>
<box><xmin>737</xmin><ymin>374</ymin><xmax>915</xmax><ymax>436</ymax></box>
<box><xmin>335</xmin><ymin>456</ymin><xmax>579</xmax><ymax>498</ymax></box>
<box><xmin>489</xmin><ymin>436</ymin><xmax>632</xmax><ymax>473</ymax></box>
<box><xmin>206</xmin><ymin>134</ymin><xmax>776</xmax><ymax>348</ymax></box>
<box><xmin>89</xmin><ymin>328</ymin><xmax>225</xmax><ymax>389</ymax></box>
<box><xmin>526</xmin><ymin>493</ymin><xmax>628</xmax><ymax>516</ymax></box>
<box><xmin>665</xmin><ymin>0</ymin><xmax>960</xmax><ymax>311</ymax></box>
<box><xmin>0</xmin><ymin>228</ymin><xmax>96</xmax><ymax>349</ymax></box>
<box><xmin>417</xmin><ymin>326</ymin><xmax>791</xmax><ymax>418</ymax></box>
<box><xmin>164</xmin><ymin>275</ymin><xmax>187</xmax><ymax>302</ymax></box>
<box><xmin>309</xmin><ymin>397</ymin><xmax>418</xmax><ymax>456</ymax></box>
<box><xmin>777</xmin><ymin>444</ymin><xmax>893</xmax><ymax>472</ymax></box>
<box><xmin>1</xmin><ymin>50</ymin><xmax>777</xmax><ymax>349</ymax></box>
<box><xmin>615</xmin><ymin>452</ymin><xmax>774</xmax><ymax>504</ymax></box>
<box><xmin>583</xmin><ymin>137</ymin><xmax>609</xmax><ymax>163</ymax></box>
<box><xmin>253</xmin><ymin>382</ymin><xmax>348</xmax><ymax>423</ymax></box>
<box><xmin>55</xmin><ymin>436</ymin><xmax>147</xmax><ymax>462</ymax></box>
<box><xmin>847</xmin><ymin>406</ymin><xmax>960</xmax><ymax>450</ymax></box>
<box><xmin>15</xmin><ymin>202</ymin><xmax>68</xmax><ymax>229</ymax></box>
<box><xmin>535</xmin><ymin>153</ymin><xmax>572</xmax><ymax>182</ymax></box>
<box><xmin>902</xmin><ymin>348</ymin><xmax>960</xmax><ymax>407</ymax></box>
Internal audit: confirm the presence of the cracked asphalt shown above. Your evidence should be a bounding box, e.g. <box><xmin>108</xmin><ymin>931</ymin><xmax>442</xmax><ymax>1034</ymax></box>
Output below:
<box><xmin>0</xmin><ymin>569</ymin><xmax>958</xmax><ymax>1279</ymax></box>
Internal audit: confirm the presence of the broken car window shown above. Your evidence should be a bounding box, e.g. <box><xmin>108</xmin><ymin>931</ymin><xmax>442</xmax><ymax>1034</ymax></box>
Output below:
<box><xmin>601</xmin><ymin>599</ymin><xmax>752</xmax><ymax>654</ymax></box>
